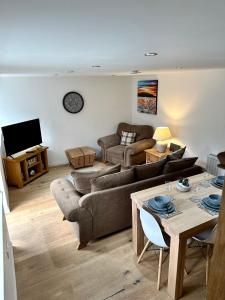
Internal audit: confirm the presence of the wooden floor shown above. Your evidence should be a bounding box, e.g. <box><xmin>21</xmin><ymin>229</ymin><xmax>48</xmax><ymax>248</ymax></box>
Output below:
<box><xmin>6</xmin><ymin>165</ymin><xmax>207</xmax><ymax>300</ymax></box>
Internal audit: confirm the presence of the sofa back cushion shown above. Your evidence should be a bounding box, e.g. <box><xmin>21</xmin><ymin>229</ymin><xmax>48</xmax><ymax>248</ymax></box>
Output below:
<box><xmin>91</xmin><ymin>168</ymin><xmax>134</xmax><ymax>192</ymax></box>
<box><xmin>134</xmin><ymin>158</ymin><xmax>167</xmax><ymax>181</ymax></box>
<box><xmin>163</xmin><ymin>157</ymin><xmax>198</xmax><ymax>174</ymax></box>
<box><xmin>169</xmin><ymin>143</ymin><xmax>181</xmax><ymax>152</ymax></box>
<box><xmin>117</xmin><ymin>122</ymin><xmax>153</xmax><ymax>141</ymax></box>
<box><xmin>71</xmin><ymin>164</ymin><xmax>121</xmax><ymax>195</ymax></box>
<box><xmin>167</xmin><ymin>146</ymin><xmax>186</xmax><ymax>161</ymax></box>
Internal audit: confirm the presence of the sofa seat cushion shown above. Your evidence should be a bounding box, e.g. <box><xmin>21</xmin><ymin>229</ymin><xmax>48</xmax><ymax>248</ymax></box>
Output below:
<box><xmin>134</xmin><ymin>158</ymin><xmax>167</xmax><ymax>181</ymax></box>
<box><xmin>106</xmin><ymin>144</ymin><xmax>125</xmax><ymax>162</ymax></box>
<box><xmin>163</xmin><ymin>157</ymin><xmax>198</xmax><ymax>174</ymax></box>
<box><xmin>91</xmin><ymin>169</ymin><xmax>135</xmax><ymax>192</ymax></box>
<box><xmin>71</xmin><ymin>164</ymin><xmax>121</xmax><ymax>195</ymax></box>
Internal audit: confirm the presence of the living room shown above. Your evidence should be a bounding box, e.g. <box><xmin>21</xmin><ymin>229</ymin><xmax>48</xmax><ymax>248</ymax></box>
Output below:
<box><xmin>1</xmin><ymin>1</ymin><xmax>225</xmax><ymax>300</ymax></box>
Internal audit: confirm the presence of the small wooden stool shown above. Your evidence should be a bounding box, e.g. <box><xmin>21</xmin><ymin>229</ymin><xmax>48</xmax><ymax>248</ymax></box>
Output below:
<box><xmin>65</xmin><ymin>146</ymin><xmax>96</xmax><ymax>169</ymax></box>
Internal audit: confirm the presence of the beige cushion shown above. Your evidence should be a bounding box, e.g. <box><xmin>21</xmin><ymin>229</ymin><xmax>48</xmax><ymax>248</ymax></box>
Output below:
<box><xmin>71</xmin><ymin>164</ymin><xmax>121</xmax><ymax>195</ymax></box>
<box><xmin>106</xmin><ymin>145</ymin><xmax>125</xmax><ymax>161</ymax></box>
<box><xmin>163</xmin><ymin>157</ymin><xmax>198</xmax><ymax>174</ymax></box>
<box><xmin>134</xmin><ymin>158</ymin><xmax>167</xmax><ymax>181</ymax></box>
<box><xmin>91</xmin><ymin>169</ymin><xmax>134</xmax><ymax>192</ymax></box>
<box><xmin>120</xmin><ymin>131</ymin><xmax>136</xmax><ymax>146</ymax></box>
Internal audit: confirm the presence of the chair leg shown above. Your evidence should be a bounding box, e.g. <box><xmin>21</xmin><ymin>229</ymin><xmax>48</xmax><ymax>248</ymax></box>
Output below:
<box><xmin>206</xmin><ymin>244</ymin><xmax>211</xmax><ymax>285</ymax></box>
<box><xmin>184</xmin><ymin>265</ymin><xmax>189</xmax><ymax>275</ymax></box>
<box><xmin>137</xmin><ymin>240</ymin><xmax>151</xmax><ymax>264</ymax></box>
<box><xmin>157</xmin><ymin>248</ymin><xmax>163</xmax><ymax>290</ymax></box>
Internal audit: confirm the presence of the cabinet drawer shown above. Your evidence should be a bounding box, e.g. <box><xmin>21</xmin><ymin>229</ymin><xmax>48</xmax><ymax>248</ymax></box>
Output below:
<box><xmin>146</xmin><ymin>154</ymin><xmax>159</xmax><ymax>163</ymax></box>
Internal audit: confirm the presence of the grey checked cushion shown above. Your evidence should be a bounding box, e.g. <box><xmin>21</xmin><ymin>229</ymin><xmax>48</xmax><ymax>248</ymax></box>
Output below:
<box><xmin>120</xmin><ymin>131</ymin><xmax>136</xmax><ymax>146</ymax></box>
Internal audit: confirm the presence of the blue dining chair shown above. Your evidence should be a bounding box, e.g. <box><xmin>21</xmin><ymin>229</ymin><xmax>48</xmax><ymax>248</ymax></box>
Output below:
<box><xmin>192</xmin><ymin>225</ymin><xmax>217</xmax><ymax>284</ymax></box>
<box><xmin>137</xmin><ymin>208</ymin><xmax>170</xmax><ymax>290</ymax></box>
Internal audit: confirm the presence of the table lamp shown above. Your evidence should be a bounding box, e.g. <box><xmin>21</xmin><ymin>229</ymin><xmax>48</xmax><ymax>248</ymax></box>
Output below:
<box><xmin>153</xmin><ymin>127</ymin><xmax>172</xmax><ymax>153</ymax></box>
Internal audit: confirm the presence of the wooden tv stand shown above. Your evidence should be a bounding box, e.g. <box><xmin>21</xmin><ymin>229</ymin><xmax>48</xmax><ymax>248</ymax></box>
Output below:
<box><xmin>3</xmin><ymin>146</ymin><xmax>49</xmax><ymax>188</ymax></box>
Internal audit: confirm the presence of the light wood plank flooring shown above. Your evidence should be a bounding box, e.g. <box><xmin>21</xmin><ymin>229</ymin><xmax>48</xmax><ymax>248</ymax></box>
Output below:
<box><xmin>6</xmin><ymin>165</ymin><xmax>207</xmax><ymax>300</ymax></box>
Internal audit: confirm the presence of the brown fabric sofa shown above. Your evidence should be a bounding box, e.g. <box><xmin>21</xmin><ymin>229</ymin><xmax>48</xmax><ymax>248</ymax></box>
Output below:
<box><xmin>97</xmin><ymin>122</ymin><xmax>155</xmax><ymax>167</ymax></box>
<box><xmin>50</xmin><ymin>160</ymin><xmax>203</xmax><ymax>250</ymax></box>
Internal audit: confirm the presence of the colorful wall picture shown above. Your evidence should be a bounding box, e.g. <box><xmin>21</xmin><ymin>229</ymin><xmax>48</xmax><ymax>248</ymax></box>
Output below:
<box><xmin>137</xmin><ymin>80</ymin><xmax>158</xmax><ymax>115</ymax></box>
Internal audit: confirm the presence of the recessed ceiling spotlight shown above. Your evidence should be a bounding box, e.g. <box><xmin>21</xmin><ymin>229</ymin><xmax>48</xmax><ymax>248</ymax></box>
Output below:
<box><xmin>67</xmin><ymin>70</ymin><xmax>74</xmax><ymax>73</ymax></box>
<box><xmin>92</xmin><ymin>65</ymin><xmax>101</xmax><ymax>68</ymax></box>
<box><xmin>144</xmin><ymin>52</ymin><xmax>158</xmax><ymax>56</ymax></box>
<box><xmin>130</xmin><ymin>70</ymin><xmax>142</xmax><ymax>74</ymax></box>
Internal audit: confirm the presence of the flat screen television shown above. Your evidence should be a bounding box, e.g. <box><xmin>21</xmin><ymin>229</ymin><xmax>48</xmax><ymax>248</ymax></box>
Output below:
<box><xmin>1</xmin><ymin>119</ymin><xmax>42</xmax><ymax>156</ymax></box>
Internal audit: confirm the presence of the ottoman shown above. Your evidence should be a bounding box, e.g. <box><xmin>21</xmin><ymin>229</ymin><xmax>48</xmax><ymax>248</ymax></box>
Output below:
<box><xmin>65</xmin><ymin>146</ymin><xmax>96</xmax><ymax>169</ymax></box>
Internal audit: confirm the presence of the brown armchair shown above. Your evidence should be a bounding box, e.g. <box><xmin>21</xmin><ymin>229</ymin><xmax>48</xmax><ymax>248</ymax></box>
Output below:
<box><xmin>97</xmin><ymin>122</ymin><xmax>155</xmax><ymax>167</ymax></box>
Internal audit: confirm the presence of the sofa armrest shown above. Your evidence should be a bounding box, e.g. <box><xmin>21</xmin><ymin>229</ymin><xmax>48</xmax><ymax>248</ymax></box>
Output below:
<box><xmin>50</xmin><ymin>178</ymin><xmax>84</xmax><ymax>222</ymax></box>
<box><xmin>124</xmin><ymin>138</ymin><xmax>155</xmax><ymax>156</ymax></box>
<box><xmin>97</xmin><ymin>134</ymin><xmax>120</xmax><ymax>149</ymax></box>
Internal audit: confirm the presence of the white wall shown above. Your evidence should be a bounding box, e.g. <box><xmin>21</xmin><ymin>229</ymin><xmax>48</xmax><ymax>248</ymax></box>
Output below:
<box><xmin>131</xmin><ymin>69</ymin><xmax>225</xmax><ymax>166</ymax></box>
<box><xmin>0</xmin><ymin>76</ymin><xmax>131</xmax><ymax>165</ymax></box>
<box><xmin>1</xmin><ymin>69</ymin><xmax>225</xmax><ymax>168</ymax></box>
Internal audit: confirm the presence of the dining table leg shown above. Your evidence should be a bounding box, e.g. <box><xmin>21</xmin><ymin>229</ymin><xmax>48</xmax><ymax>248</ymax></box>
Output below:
<box><xmin>167</xmin><ymin>234</ymin><xmax>187</xmax><ymax>300</ymax></box>
<box><xmin>132</xmin><ymin>201</ymin><xmax>144</xmax><ymax>256</ymax></box>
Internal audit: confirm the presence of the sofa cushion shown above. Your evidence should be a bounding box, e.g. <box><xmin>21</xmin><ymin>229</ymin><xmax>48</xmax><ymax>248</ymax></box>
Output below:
<box><xmin>169</xmin><ymin>143</ymin><xmax>181</xmax><ymax>152</ymax></box>
<box><xmin>134</xmin><ymin>158</ymin><xmax>167</xmax><ymax>181</ymax></box>
<box><xmin>71</xmin><ymin>164</ymin><xmax>121</xmax><ymax>195</ymax></box>
<box><xmin>120</xmin><ymin>131</ymin><xmax>136</xmax><ymax>146</ymax></box>
<box><xmin>91</xmin><ymin>168</ymin><xmax>135</xmax><ymax>192</ymax></box>
<box><xmin>117</xmin><ymin>122</ymin><xmax>153</xmax><ymax>141</ymax></box>
<box><xmin>106</xmin><ymin>144</ymin><xmax>125</xmax><ymax>162</ymax></box>
<box><xmin>167</xmin><ymin>146</ymin><xmax>186</xmax><ymax>161</ymax></box>
<box><xmin>163</xmin><ymin>157</ymin><xmax>198</xmax><ymax>174</ymax></box>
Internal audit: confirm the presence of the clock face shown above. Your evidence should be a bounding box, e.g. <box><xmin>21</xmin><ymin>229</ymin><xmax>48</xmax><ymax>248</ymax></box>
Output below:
<box><xmin>63</xmin><ymin>92</ymin><xmax>84</xmax><ymax>113</ymax></box>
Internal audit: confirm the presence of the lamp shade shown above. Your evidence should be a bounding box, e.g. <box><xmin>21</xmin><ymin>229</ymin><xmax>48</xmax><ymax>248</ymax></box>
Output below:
<box><xmin>153</xmin><ymin>127</ymin><xmax>172</xmax><ymax>141</ymax></box>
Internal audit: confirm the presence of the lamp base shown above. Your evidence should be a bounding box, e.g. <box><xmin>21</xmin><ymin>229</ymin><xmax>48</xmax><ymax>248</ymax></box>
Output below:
<box><xmin>156</xmin><ymin>143</ymin><xmax>167</xmax><ymax>153</ymax></box>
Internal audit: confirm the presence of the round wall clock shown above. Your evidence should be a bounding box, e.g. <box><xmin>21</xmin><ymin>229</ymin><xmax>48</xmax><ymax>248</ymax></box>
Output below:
<box><xmin>63</xmin><ymin>91</ymin><xmax>84</xmax><ymax>113</ymax></box>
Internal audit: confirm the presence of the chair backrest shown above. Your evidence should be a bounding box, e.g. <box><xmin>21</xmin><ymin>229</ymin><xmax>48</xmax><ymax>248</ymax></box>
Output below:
<box><xmin>205</xmin><ymin>225</ymin><xmax>217</xmax><ymax>244</ymax></box>
<box><xmin>217</xmin><ymin>151</ymin><xmax>225</xmax><ymax>166</ymax></box>
<box><xmin>140</xmin><ymin>208</ymin><xmax>169</xmax><ymax>248</ymax></box>
<box><xmin>117</xmin><ymin>122</ymin><xmax>153</xmax><ymax>141</ymax></box>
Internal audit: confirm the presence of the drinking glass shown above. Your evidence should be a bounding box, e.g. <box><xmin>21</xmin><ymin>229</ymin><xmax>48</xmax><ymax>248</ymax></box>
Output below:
<box><xmin>165</xmin><ymin>181</ymin><xmax>172</xmax><ymax>192</ymax></box>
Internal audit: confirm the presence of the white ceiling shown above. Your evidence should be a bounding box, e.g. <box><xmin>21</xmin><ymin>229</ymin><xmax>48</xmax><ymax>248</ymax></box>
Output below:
<box><xmin>1</xmin><ymin>0</ymin><xmax>225</xmax><ymax>76</ymax></box>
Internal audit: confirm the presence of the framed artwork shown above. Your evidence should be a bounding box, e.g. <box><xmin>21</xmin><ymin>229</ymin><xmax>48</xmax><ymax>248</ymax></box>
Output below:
<box><xmin>137</xmin><ymin>80</ymin><xmax>158</xmax><ymax>115</ymax></box>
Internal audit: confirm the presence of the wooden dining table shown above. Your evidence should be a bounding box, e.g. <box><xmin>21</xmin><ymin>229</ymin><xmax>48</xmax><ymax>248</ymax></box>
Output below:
<box><xmin>131</xmin><ymin>173</ymin><xmax>221</xmax><ymax>300</ymax></box>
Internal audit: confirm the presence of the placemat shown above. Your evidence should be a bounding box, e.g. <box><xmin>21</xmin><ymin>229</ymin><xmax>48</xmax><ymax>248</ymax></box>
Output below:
<box><xmin>209</xmin><ymin>177</ymin><xmax>224</xmax><ymax>189</ymax></box>
<box><xmin>197</xmin><ymin>203</ymin><xmax>219</xmax><ymax>216</ymax></box>
<box><xmin>143</xmin><ymin>200</ymin><xmax>182</xmax><ymax>219</ymax></box>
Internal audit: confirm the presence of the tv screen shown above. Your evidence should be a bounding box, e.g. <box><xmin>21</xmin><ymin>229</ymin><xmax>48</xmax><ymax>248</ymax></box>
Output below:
<box><xmin>1</xmin><ymin>119</ymin><xmax>42</xmax><ymax>156</ymax></box>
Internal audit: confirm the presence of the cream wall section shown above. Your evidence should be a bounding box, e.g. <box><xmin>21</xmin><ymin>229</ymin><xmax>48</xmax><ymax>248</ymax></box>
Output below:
<box><xmin>131</xmin><ymin>69</ymin><xmax>225</xmax><ymax>166</ymax></box>
<box><xmin>0</xmin><ymin>76</ymin><xmax>131</xmax><ymax>165</ymax></box>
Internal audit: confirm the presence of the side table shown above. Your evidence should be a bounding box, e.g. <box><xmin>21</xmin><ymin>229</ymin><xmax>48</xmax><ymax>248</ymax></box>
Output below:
<box><xmin>144</xmin><ymin>148</ymin><xmax>172</xmax><ymax>163</ymax></box>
